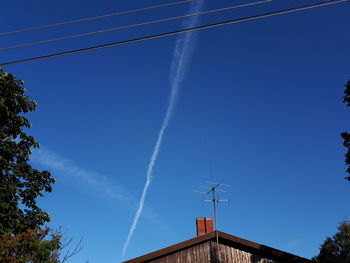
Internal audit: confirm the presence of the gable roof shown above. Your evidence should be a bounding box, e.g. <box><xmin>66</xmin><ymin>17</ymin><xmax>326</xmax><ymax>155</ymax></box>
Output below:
<box><xmin>122</xmin><ymin>231</ymin><xmax>312</xmax><ymax>263</ymax></box>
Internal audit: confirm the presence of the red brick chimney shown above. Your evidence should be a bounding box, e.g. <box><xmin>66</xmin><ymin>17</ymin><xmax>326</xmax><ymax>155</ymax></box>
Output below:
<box><xmin>196</xmin><ymin>217</ymin><xmax>214</xmax><ymax>236</ymax></box>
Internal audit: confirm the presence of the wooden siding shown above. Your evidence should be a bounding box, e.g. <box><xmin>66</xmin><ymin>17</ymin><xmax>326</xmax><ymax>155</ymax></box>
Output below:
<box><xmin>149</xmin><ymin>242</ymin><xmax>211</xmax><ymax>263</ymax></box>
<box><xmin>145</xmin><ymin>241</ymin><xmax>279</xmax><ymax>263</ymax></box>
<box><xmin>217</xmin><ymin>242</ymin><xmax>279</xmax><ymax>263</ymax></box>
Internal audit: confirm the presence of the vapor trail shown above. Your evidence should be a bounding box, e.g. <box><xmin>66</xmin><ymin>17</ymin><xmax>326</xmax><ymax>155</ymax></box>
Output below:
<box><xmin>121</xmin><ymin>0</ymin><xmax>204</xmax><ymax>259</ymax></box>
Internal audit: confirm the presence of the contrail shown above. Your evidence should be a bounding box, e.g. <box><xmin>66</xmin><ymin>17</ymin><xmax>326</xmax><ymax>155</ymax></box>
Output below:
<box><xmin>121</xmin><ymin>0</ymin><xmax>204</xmax><ymax>259</ymax></box>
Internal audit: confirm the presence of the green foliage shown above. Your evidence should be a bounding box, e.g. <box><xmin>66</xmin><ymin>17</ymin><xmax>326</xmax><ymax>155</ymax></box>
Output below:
<box><xmin>313</xmin><ymin>222</ymin><xmax>350</xmax><ymax>263</ymax></box>
<box><xmin>342</xmin><ymin>80</ymin><xmax>350</xmax><ymax>181</ymax></box>
<box><xmin>0</xmin><ymin>69</ymin><xmax>65</xmax><ymax>262</ymax></box>
<box><xmin>0</xmin><ymin>68</ymin><xmax>55</xmax><ymax>235</ymax></box>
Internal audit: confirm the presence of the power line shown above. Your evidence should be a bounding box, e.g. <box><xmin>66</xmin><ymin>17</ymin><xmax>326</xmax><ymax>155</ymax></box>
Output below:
<box><xmin>0</xmin><ymin>0</ymin><xmax>348</xmax><ymax>67</ymax></box>
<box><xmin>0</xmin><ymin>0</ymin><xmax>194</xmax><ymax>36</ymax></box>
<box><xmin>0</xmin><ymin>0</ymin><xmax>273</xmax><ymax>51</ymax></box>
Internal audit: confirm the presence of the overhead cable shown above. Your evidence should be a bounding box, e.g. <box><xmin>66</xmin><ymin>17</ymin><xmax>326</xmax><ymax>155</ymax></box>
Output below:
<box><xmin>0</xmin><ymin>0</ymin><xmax>273</xmax><ymax>51</ymax></box>
<box><xmin>0</xmin><ymin>0</ymin><xmax>194</xmax><ymax>36</ymax></box>
<box><xmin>0</xmin><ymin>0</ymin><xmax>348</xmax><ymax>67</ymax></box>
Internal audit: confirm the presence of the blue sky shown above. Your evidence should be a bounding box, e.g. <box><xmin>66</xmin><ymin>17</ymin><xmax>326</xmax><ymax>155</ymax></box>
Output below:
<box><xmin>1</xmin><ymin>0</ymin><xmax>350</xmax><ymax>262</ymax></box>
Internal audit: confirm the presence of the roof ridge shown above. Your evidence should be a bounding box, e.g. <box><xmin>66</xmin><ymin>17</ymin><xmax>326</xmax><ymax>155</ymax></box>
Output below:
<box><xmin>122</xmin><ymin>230</ymin><xmax>312</xmax><ymax>263</ymax></box>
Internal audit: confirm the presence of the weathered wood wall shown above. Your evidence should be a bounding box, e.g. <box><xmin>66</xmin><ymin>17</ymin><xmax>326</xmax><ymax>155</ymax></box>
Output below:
<box><xmin>146</xmin><ymin>241</ymin><xmax>279</xmax><ymax>263</ymax></box>
<box><xmin>217</xmin><ymin>242</ymin><xmax>278</xmax><ymax>263</ymax></box>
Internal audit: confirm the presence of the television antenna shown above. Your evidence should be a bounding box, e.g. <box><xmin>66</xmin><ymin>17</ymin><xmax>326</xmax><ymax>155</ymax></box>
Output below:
<box><xmin>193</xmin><ymin>181</ymin><xmax>230</xmax><ymax>245</ymax></box>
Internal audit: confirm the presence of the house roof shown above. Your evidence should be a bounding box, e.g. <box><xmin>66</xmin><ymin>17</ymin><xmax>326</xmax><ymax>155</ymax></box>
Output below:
<box><xmin>122</xmin><ymin>231</ymin><xmax>312</xmax><ymax>263</ymax></box>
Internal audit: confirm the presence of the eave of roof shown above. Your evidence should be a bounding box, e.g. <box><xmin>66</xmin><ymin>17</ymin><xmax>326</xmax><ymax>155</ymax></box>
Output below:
<box><xmin>122</xmin><ymin>231</ymin><xmax>312</xmax><ymax>263</ymax></box>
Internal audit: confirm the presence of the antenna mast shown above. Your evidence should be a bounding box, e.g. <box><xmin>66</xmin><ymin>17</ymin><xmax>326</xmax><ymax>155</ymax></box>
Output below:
<box><xmin>193</xmin><ymin>181</ymin><xmax>230</xmax><ymax>244</ymax></box>
<box><xmin>203</xmin><ymin>182</ymin><xmax>229</xmax><ymax>232</ymax></box>
<box><xmin>193</xmin><ymin>181</ymin><xmax>230</xmax><ymax>263</ymax></box>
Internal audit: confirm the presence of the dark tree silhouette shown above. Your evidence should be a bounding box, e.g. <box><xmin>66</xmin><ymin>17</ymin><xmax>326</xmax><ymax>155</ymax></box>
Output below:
<box><xmin>341</xmin><ymin>80</ymin><xmax>350</xmax><ymax>181</ymax></box>
<box><xmin>313</xmin><ymin>221</ymin><xmax>350</xmax><ymax>263</ymax></box>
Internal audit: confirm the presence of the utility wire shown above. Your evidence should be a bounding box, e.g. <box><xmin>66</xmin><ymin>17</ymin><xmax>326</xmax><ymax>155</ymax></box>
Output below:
<box><xmin>0</xmin><ymin>0</ymin><xmax>194</xmax><ymax>36</ymax></box>
<box><xmin>0</xmin><ymin>0</ymin><xmax>348</xmax><ymax>67</ymax></box>
<box><xmin>0</xmin><ymin>0</ymin><xmax>273</xmax><ymax>51</ymax></box>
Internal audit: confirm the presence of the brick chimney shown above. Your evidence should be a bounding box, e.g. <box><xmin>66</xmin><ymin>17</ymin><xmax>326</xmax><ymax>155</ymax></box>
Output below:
<box><xmin>196</xmin><ymin>217</ymin><xmax>214</xmax><ymax>236</ymax></box>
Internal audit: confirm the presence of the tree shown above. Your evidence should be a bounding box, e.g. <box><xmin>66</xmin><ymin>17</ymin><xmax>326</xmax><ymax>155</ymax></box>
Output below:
<box><xmin>0</xmin><ymin>227</ymin><xmax>84</xmax><ymax>263</ymax></box>
<box><xmin>313</xmin><ymin>221</ymin><xmax>350</xmax><ymax>263</ymax></box>
<box><xmin>0</xmin><ymin>68</ymin><xmax>61</xmax><ymax>262</ymax></box>
<box><xmin>341</xmin><ymin>80</ymin><xmax>350</xmax><ymax>181</ymax></box>
<box><xmin>0</xmin><ymin>228</ymin><xmax>61</xmax><ymax>263</ymax></box>
<box><xmin>0</xmin><ymin>68</ymin><xmax>55</xmax><ymax>234</ymax></box>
